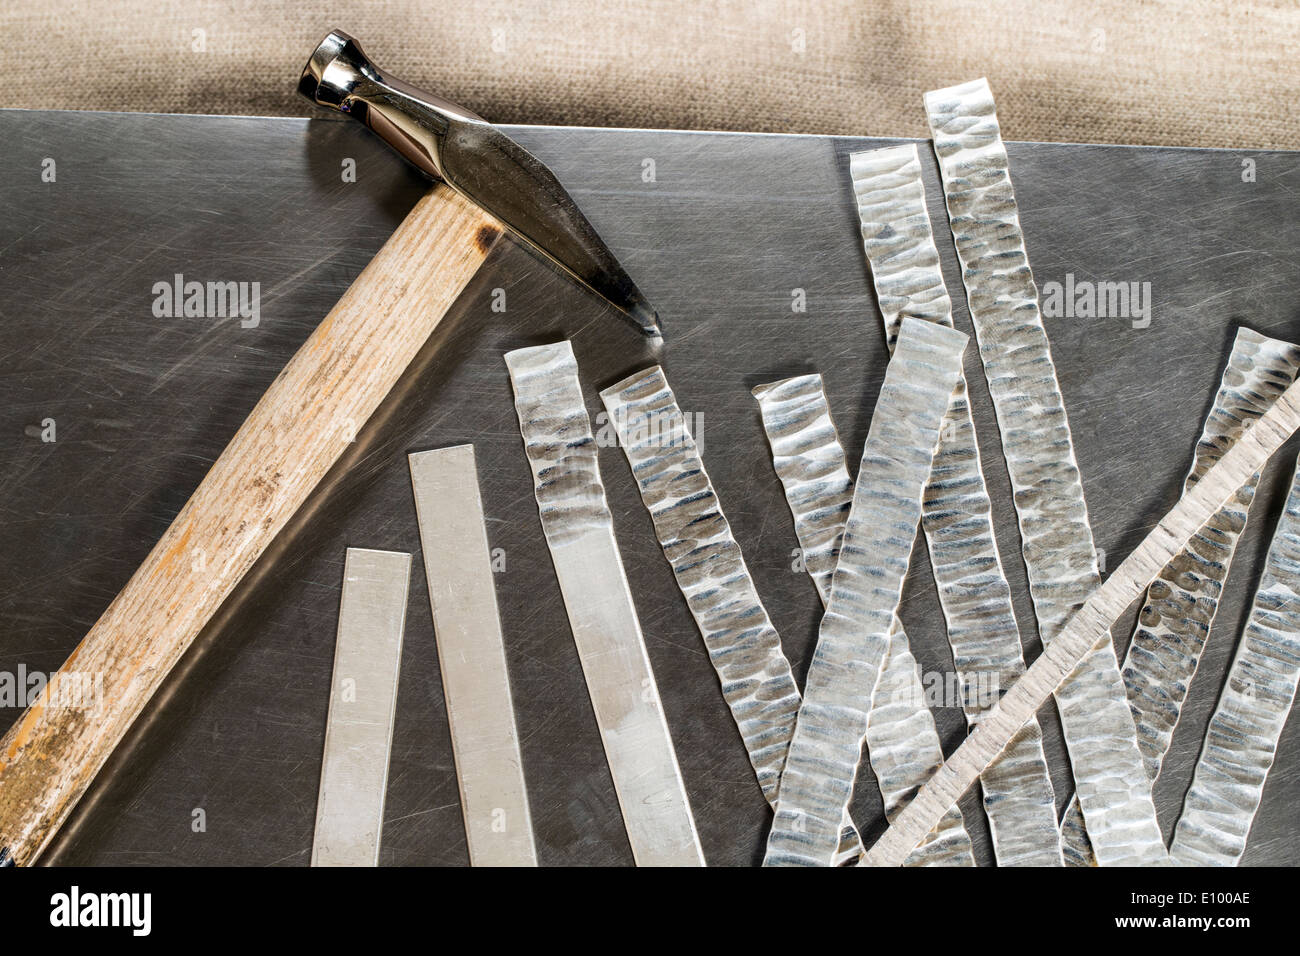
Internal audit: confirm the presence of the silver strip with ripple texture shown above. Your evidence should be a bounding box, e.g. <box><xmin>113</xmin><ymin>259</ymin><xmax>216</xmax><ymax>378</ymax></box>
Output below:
<box><xmin>926</xmin><ymin>78</ymin><xmax>1167</xmax><ymax>866</ymax></box>
<box><xmin>1061</xmin><ymin>327</ymin><xmax>1300</xmax><ymax>865</ymax></box>
<box><xmin>763</xmin><ymin>318</ymin><xmax>971</xmax><ymax>866</ymax></box>
<box><xmin>850</xmin><ymin>143</ymin><xmax>1063</xmax><ymax>866</ymax></box>
<box><xmin>505</xmin><ymin>341</ymin><xmax>704</xmax><ymax>866</ymax></box>
<box><xmin>1170</xmin><ymin>451</ymin><xmax>1300</xmax><ymax>865</ymax></box>
<box><xmin>602</xmin><ymin>365</ymin><xmax>862</xmax><ymax>863</ymax></box>
<box><xmin>754</xmin><ymin>373</ymin><xmax>973</xmax><ymax>866</ymax></box>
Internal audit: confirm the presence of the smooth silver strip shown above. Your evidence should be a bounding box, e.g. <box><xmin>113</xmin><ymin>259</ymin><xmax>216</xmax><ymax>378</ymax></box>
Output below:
<box><xmin>763</xmin><ymin>318</ymin><xmax>970</xmax><ymax>866</ymax></box>
<box><xmin>753</xmin><ymin>373</ymin><xmax>973</xmax><ymax>866</ymax></box>
<box><xmin>409</xmin><ymin>445</ymin><xmax>538</xmax><ymax>867</ymax></box>
<box><xmin>926</xmin><ymin>78</ymin><xmax>1167</xmax><ymax>866</ymax></box>
<box><xmin>1170</xmin><ymin>452</ymin><xmax>1300</xmax><ymax>865</ymax></box>
<box><xmin>1061</xmin><ymin>328</ymin><xmax>1300</xmax><ymax>864</ymax></box>
<box><xmin>506</xmin><ymin>342</ymin><xmax>704</xmax><ymax>867</ymax></box>
<box><xmin>605</xmin><ymin>369</ymin><xmax>860</xmax><ymax>863</ymax></box>
<box><xmin>311</xmin><ymin>547</ymin><xmax>411</xmax><ymax>867</ymax></box>
<box><xmin>850</xmin><ymin>143</ymin><xmax>1063</xmax><ymax>866</ymax></box>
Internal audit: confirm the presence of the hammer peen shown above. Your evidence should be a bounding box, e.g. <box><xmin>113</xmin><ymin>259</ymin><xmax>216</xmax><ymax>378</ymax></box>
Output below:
<box><xmin>0</xmin><ymin>30</ymin><xmax>660</xmax><ymax>866</ymax></box>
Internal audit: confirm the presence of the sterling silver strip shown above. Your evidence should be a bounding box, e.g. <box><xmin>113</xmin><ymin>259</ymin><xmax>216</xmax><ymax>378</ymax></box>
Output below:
<box><xmin>408</xmin><ymin>445</ymin><xmax>538</xmax><ymax>867</ymax></box>
<box><xmin>1061</xmin><ymin>328</ymin><xmax>1300</xmax><ymax>865</ymax></box>
<box><xmin>850</xmin><ymin>143</ymin><xmax>1063</xmax><ymax>867</ymax></box>
<box><xmin>926</xmin><ymin>78</ymin><xmax>1167</xmax><ymax>866</ymax></box>
<box><xmin>602</xmin><ymin>369</ymin><xmax>864</xmax><ymax>860</ymax></box>
<box><xmin>505</xmin><ymin>341</ymin><xmax>704</xmax><ymax>867</ymax></box>
<box><xmin>753</xmin><ymin>373</ymin><xmax>973</xmax><ymax>866</ymax></box>
<box><xmin>311</xmin><ymin>547</ymin><xmax>411</xmax><ymax>867</ymax></box>
<box><xmin>763</xmin><ymin>318</ymin><xmax>970</xmax><ymax>866</ymax></box>
<box><xmin>1170</xmin><ymin>452</ymin><xmax>1300</xmax><ymax>865</ymax></box>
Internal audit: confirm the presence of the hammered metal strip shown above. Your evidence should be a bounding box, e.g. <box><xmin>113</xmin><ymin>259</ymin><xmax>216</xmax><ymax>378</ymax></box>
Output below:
<box><xmin>763</xmin><ymin>318</ymin><xmax>971</xmax><ymax>866</ymax></box>
<box><xmin>599</xmin><ymin>369</ymin><xmax>874</xmax><ymax>859</ymax></box>
<box><xmin>409</xmin><ymin>445</ymin><xmax>538</xmax><ymax>867</ymax></box>
<box><xmin>505</xmin><ymin>341</ymin><xmax>704</xmax><ymax>867</ymax></box>
<box><xmin>850</xmin><ymin>143</ymin><xmax>1063</xmax><ymax>866</ymax></box>
<box><xmin>1170</xmin><ymin>452</ymin><xmax>1300</xmax><ymax>865</ymax></box>
<box><xmin>863</xmin><ymin>374</ymin><xmax>1300</xmax><ymax>866</ymax></box>
<box><xmin>753</xmin><ymin>373</ymin><xmax>972</xmax><ymax>866</ymax></box>
<box><xmin>311</xmin><ymin>547</ymin><xmax>411</xmax><ymax>868</ymax></box>
<box><xmin>1061</xmin><ymin>328</ymin><xmax>1300</xmax><ymax>865</ymax></box>
<box><xmin>926</xmin><ymin>78</ymin><xmax>1166</xmax><ymax>866</ymax></box>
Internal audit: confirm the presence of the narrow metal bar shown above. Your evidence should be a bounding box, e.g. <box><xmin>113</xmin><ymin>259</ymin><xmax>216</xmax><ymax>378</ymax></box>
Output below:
<box><xmin>505</xmin><ymin>341</ymin><xmax>704</xmax><ymax>866</ymax></box>
<box><xmin>753</xmin><ymin>373</ymin><xmax>973</xmax><ymax>866</ymax></box>
<box><xmin>409</xmin><ymin>445</ymin><xmax>538</xmax><ymax>866</ymax></box>
<box><xmin>1170</xmin><ymin>451</ymin><xmax>1300</xmax><ymax>865</ymax></box>
<box><xmin>311</xmin><ymin>547</ymin><xmax>411</xmax><ymax>867</ymax></box>
<box><xmin>606</xmin><ymin>368</ymin><xmax>861</xmax><ymax>863</ymax></box>
<box><xmin>1061</xmin><ymin>327</ymin><xmax>1300</xmax><ymax>865</ymax></box>
<box><xmin>926</xmin><ymin>78</ymin><xmax>1166</xmax><ymax>866</ymax></box>
<box><xmin>763</xmin><ymin>318</ymin><xmax>969</xmax><ymax>866</ymax></box>
<box><xmin>849</xmin><ymin>143</ymin><xmax>1062</xmax><ymax>866</ymax></box>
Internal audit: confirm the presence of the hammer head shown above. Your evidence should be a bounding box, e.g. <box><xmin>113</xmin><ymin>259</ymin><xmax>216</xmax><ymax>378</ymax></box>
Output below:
<box><xmin>300</xmin><ymin>31</ymin><xmax>661</xmax><ymax>338</ymax></box>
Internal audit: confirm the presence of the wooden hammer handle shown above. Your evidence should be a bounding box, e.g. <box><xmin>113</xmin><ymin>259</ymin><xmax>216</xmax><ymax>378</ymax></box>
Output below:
<box><xmin>0</xmin><ymin>186</ymin><xmax>498</xmax><ymax>865</ymax></box>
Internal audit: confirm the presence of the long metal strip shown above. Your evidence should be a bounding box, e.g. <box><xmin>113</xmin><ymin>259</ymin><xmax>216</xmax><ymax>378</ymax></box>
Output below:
<box><xmin>925</xmin><ymin>78</ymin><xmax>1166</xmax><ymax>866</ymax></box>
<box><xmin>601</xmin><ymin>366</ymin><xmax>862</xmax><ymax>863</ymax></box>
<box><xmin>1060</xmin><ymin>328</ymin><xmax>1300</xmax><ymax>865</ymax></box>
<box><xmin>408</xmin><ymin>445</ymin><xmax>538</xmax><ymax>867</ymax></box>
<box><xmin>862</xmin><ymin>347</ymin><xmax>1300</xmax><ymax>866</ymax></box>
<box><xmin>849</xmin><ymin>143</ymin><xmax>1063</xmax><ymax>866</ymax></box>
<box><xmin>1170</xmin><ymin>451</ymin><xmax>1300</xmax><ymax>865</ymax></box>
<box><xmin>753</xmin><ymin>373</ymin><xmax>973</xmax><ymax>866</ymax></box>
<box><xmin>311</xmin><ymin>547</ymin><xmax>411</xmax><ymax>867</ymax></box>
<box><xmin>763</xmin><ymin>318</ymin><xmax>969</xmax><ymax>866</ymax></box>
<box><xmin>505</xmin><ymin>341</ymin><xmax>704</xmax><ymax>866</ymax></box>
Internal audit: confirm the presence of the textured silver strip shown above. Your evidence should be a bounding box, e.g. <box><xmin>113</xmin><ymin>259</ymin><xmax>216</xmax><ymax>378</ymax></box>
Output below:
<box><xmin>863</xmin><ymin>374</ymin><xmax>1300</xmax><ymax>866</ymax></box>
<box><xmin>926</xmin><ymin>78</ymin><xmax>1166</xmax><ymax>866</ymax></box>
<box><xmin>1061</xmin><ymin>328</ymin><xmax>1300</xmax><ymax>865</ymax></box>
<box><xmin>763</xmin><ymin>318</ymin><xmax>970</xmax><ymax>866</ymax></box>
<box><xmin>311</xmin><ymin>547</ymin><xmax>411</xmax><ymax>868</ymax></box>
<box><xmin>753</xmin><ymin>373</ymin><xmax>972</xmax><ymax>866</ymax></box>
<box><xmin>409</xmin><ymin>445</ymin><xmax>538</xmax><ymax>867</ymax></box>
<box><xmin>1170</xmin><ymin>452</ymin><xmax>1300</xmax><ymax>865</ymax></box>
<box><xmin>850</xmin><ymin>143</ymin><xmax>1063</xmax><ymax>866</ymax></box>
<box><xmin>505</xmin><ymin>342</ymin><xmax>704</xmax><ymax>867</ymax></box>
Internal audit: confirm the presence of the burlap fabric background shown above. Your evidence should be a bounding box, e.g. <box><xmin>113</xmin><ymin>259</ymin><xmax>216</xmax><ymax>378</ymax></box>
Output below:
<box><xmin>3</xmin><ymin>1</ymin><xmax>1297</xmax><ymax>148</ymax></box>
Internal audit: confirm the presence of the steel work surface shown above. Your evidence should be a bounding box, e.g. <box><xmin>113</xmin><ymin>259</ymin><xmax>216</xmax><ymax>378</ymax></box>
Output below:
<box><xmin>1</xmin><ymin>109</ymin><xmax>1298</xmax><ymax>866</ymax></box>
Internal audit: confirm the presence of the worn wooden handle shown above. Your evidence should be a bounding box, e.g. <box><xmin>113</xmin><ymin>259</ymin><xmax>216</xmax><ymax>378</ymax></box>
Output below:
<box><xmin>0</xmin><ymin>186</ymin><xmax>499</xmax><ymax>865</ymax></box>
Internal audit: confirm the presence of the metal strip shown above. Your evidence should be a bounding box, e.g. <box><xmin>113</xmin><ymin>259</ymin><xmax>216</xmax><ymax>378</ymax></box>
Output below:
<box><xmin>850</xmin><ymin>143</ymin><xmax>1063</xmax><ymax>866</ymax></box>
<box><xmin>925</xmin><ymin>78</ymin><xmax>1166</xmax><ymax>866</ymax></box>
<box><xmin>311</xmin><ymin>547</ymin><xmax>411</xmax><ymax>867</ymax></box>
<box><xmin>861</xmin><ymin>341</ymin><xmax>1300</xmax><ymax>867</ymax></box>
<box><xmin>408</xmin><ymin>445</ymin><xmax>538</xmax><ymax>867</ymax></box>
<box><xmin>763</xmin><ymin>318</ymin><xmax>969</xmax><ymax>866</ymax></box>
<box><xmin>753</xmin><ymin>373</ymin><xmax>973</xmax><ymax>866</ymax></box>
<box><xmin>605</xmin><ymin>369</ymin><xmax>860</xmax><ymax>863</ymax></box>
<box><xmin>505</xmin><ymin>341</ymin><xmax>704</xmax><ymax>867</ymax></box>
<box><xmin>1061</xmin><ymin>328</ymin><xmax>1300</xmax><ymax>864</ymax></box>
<box><xmin>1170</xmin><ymin>451</ymin><xmax>1300</xmax><ymax>865</ymax></box>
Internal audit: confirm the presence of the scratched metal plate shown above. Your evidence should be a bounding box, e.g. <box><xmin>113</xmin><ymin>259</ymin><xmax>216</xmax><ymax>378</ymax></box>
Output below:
<box><xmin>1</xmin><ymin>109</ymin><xmax>1299</xmax><ymax>866</ymax></box>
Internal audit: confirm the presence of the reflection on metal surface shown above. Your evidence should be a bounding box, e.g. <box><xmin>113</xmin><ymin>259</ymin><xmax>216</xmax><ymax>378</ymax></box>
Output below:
<box><xmin>299</xmin><ymin>30</ymin><xmax>660</xmax><ymax>337</ymax></box>
<box><xmin>506</xmin><ymin>341</ymin><xmax>703</xmax><ymax>866</ymax></box>
<box><xmin>311</xmin><ymin>548</ymin><xmax>411</xmax><ymax>867</ymax></box>
<box><xmin>409</xmin><ymin>445</ymin><xmax>538</xmax><ymax>867</ymax></box>
<box><xmin>1061</xmin><ymin>328</ymin><xmax>1300</xmax><ymax>865</ymax></box>
<box><xmin>763</xmin><ymin>318</ymin><xmax>969</xmax><ymax>866</ymax></box>
<box><xmin>606</xmin><ymin>368</ymin><xmax>860</xmax><ymax>862</ymax></box>
<box><xmin>850</xmin><ymin>143</ymin><xmax>1062</xmax><ymax>866</ymax></box>
<box><xmin>753</xmin><ymin>373</ymin><xmax>973</xmax><ymax>867</ymax></box>
<box><xmin>1171</xmin><ymin>452</ymin><xmax>1300</xmax><ymax>865</ymax></box>
<box><xmin>926</xmin><ymin>78</ymin><xmax>1166</xmax><ymax>866</ymax></box>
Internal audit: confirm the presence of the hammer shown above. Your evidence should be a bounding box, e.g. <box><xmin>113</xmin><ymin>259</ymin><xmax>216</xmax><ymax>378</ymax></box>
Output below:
<box><xmin>0</xmin><ymin>30</ymin><xmax>660</xmax><ymax>866</ymax></box>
